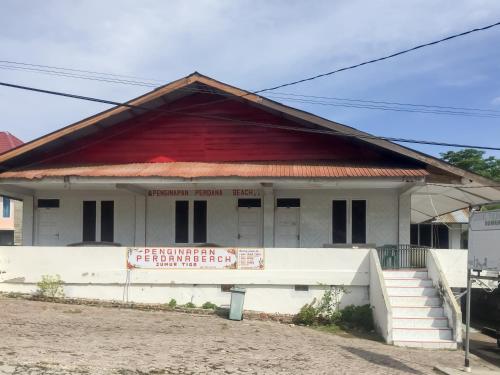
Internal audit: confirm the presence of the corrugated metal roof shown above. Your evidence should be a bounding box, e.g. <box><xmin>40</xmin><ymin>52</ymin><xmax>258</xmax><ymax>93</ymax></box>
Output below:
<box><xmin>432</xmin><ymin>208</ymin><xmax>469</xmax><ymax>224</ymax></box>
<box><xmin>0</xmin><ymin>132</ymin><xmax>22</xmax><ymax>154</ymax></box>
<box><xmin>0</xmin><ymin>162</ymin><xmax>429</xmax><ymax>180</ymax></box>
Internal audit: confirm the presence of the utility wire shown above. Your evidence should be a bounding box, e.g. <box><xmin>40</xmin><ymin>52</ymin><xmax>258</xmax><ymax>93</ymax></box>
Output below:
<box><xmin>1</xmin><ymin>80</ymin><xmax>500</xmax><ymax>151</ymax></box>
<box><xmin>267</xmin><ymin>91</ymin><xmax>500</xmax><ymax>114</ymax></box>
<box><xmin>0</xmin><ymin>60</ymin><xmax>164</xmax><ymax>83</ymax></box>
<box><xmin>3</xmin><ymin>57</ymin><xmax>500</xmax><ymax>117</ymax></box>
<box><xmin>253</xmin><ymin>20</ymin><xmax>500</xmax><ymax>93</ymax></box>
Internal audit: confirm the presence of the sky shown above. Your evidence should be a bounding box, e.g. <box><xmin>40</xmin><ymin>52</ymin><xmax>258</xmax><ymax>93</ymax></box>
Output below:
<box><xmin>0</xmin><ymin>0</ymin><xmax>500</xmax><ymax>158</ymax></box>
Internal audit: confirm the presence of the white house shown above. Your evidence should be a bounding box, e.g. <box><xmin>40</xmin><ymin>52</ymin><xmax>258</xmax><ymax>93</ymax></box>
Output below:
<box><xmin>0</xmin><ymin>73</ymin><xmax>499</xmax><ymax>348</ymax></box>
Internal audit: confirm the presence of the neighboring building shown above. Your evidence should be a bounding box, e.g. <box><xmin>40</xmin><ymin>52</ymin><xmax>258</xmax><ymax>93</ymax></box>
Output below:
<box><xmin>0</xmin><ymin>73</ymin><xmax>499</xmax><ymax>348</ymax></box>
<box><xmin>0</xmin><ymin>132</ymin><xmax>23</xmax><ymax>245</ymax></box>
<box><xmin>411</xmin><ymin>209</ymin><xmax>469</xmax><ymax>249</ymax></box>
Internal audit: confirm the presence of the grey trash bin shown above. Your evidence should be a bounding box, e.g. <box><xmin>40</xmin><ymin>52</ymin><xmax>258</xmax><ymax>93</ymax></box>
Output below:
<box><xmin>229</xmin><ymin>287</ymin><xmax>246</xmax><ymax>321</ymax></box>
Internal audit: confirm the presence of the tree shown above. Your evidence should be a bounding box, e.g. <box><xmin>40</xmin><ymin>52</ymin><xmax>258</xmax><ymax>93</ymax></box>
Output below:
<box><xmin>440</xmin><ymin>149</ymin><xmax>500</xmax><ymax>181</ymax></box>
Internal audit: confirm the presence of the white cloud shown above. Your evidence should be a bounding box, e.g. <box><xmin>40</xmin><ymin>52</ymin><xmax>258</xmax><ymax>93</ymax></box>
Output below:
<box><xmin>492</xmin><ymin>97</ymin><xmax>500</xmax><ymax>106</ymax></box>
<box><xmin>1</xmin><ymin>0</ymin><xmax>500</xmax><ymax>142</ymax></box>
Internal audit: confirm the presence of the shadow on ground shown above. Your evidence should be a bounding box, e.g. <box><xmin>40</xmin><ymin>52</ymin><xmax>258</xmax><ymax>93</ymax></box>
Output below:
<box><xmin>340</xmin><ymin>346</ymin><xmax>424</xmax><ymax>375</ymax></box>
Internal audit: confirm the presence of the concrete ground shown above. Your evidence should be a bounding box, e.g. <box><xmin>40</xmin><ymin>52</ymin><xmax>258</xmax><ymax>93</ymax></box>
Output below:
<box><xmin>0</xmin><ymin>297</ymin><xmax>499</xmax><ymax>375</ymax></box>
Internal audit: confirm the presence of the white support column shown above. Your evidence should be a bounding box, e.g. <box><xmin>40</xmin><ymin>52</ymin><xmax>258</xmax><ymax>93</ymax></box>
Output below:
<box><xmin>398</xmin><ymin>193</ymin><xmax>411</xmax><ymax>246</ymax></box>
<box><xmin>398</xmin><ymin>183</ymin><xmax>422</xmax><ymax>245</ymax></box>
<box><xmin>135</xmin><ymin>195</ymin><xmax>146</xmax><ymax>246</ymax></box>
<box><xmin>262</xmin><ymin>184</ymin><xmax>274</xmax><ymax>247</ymax></box>
<box><xmin>22</xmin><ymin>196</ymin><xmax>34</xmax><ymax>245</ymax></box>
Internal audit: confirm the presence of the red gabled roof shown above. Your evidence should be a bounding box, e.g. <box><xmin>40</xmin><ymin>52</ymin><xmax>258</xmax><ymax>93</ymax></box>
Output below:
<box><xmin>0</xmin><ymin>132</ymin><xmax>22</xmax><ymax>154</ymax></box>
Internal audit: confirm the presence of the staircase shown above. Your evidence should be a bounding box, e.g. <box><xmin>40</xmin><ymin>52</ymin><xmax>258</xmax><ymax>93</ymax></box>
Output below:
<box><xmin>384</xmin><ymin>269</ymin><xmax>457</xmax><ymax>349</ymax></box>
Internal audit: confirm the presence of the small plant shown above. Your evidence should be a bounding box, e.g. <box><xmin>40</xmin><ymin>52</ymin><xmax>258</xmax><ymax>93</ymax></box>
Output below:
<box><xmin>293</xmin><ymin>299</ymin><xmax>317</xmax><ymax>325</ymax></box>
<box><xmin>36</xmin><ymin>274</ymin><xmax>64</xmax><ymax>299</ymax></box>
<box><xmin>316</xmin><ymin>285</ymin><xmax>349</xmax><ymax>324</ymax></box>
<box><xmin>167</xmin><ymin>298</ymin><xmax>177</xmax><ymax>308</ymax></box>
<box><xmin>183</xmin><ymin>302</ymin><xmax>196</xmax><ymax>308</ymax></box>
<box><xmin>202</xmin><ymin>301</ymin><xmax>217</xmax><ymax>310</ymax></box>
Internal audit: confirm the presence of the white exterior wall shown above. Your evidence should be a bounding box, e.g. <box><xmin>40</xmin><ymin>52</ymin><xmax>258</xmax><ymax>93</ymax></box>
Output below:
<box><xmin>31</xmin><ymin>190</ymin><xmax>135</xmax><ymax>246</ymax></box>
<box><xmin>27</xmin><ymin>188</ymin><xmax>401</xmax><ymax>248</ymax></box>
<box><xmin>448</xmin><ymin>224</ymin><xmax>463</xmax><ymax>250</ymax></box>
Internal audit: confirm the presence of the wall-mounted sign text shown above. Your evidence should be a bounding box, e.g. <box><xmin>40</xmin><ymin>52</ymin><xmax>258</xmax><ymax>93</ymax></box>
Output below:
<box><xmin>127</xmin><ymin>247</ymin><xmax>264</xmax><ymax>270</ymax></box>
<box><xmin>148</xmin><ymin>189</ymin><xmax>261</xmax><ymax>197</ymax></box>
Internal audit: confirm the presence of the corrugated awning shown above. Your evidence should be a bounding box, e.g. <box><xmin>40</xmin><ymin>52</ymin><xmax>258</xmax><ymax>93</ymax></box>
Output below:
<box><xmin>0</xmin><ymin>162</ymin><xmax>429</xmax><ymax>180</ymax></box>
<box><xmin>411</xmin><ymin>183</ymin><xmax>500</xmax><ymax>223</ymax></box>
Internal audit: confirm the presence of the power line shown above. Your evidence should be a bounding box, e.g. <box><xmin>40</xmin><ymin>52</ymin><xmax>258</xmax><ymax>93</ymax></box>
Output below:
<box><xmin>1</xmin><ymin>80</ymin><xmax>500</xmax><ymax>151</ymax></box>
<box><xmin>253</xmin><ymin>20</ymin><xmax>500</xmax><ymax>93</ymax></box>
<box><xmin>0</xmin><ymin>59</ymin><xmax>164</xmax><ymax>83</ymax></box>
<box><xmin>3</xmin><ymin>59</ymin><xmax>500</xmax><ymax>118</ymax></box>
<box><xmin>267</xmin><ymin>91</ymin><xmax>500</xmax><ymax>114</ymax></box>
<box><xmin>0</xmin><ymin>64</ymin><xmax>158</xmax><ymax>87</ymax></box>
<box><xmin>264</xmin><ymin>95</ymin><xmax>500</xmax><ymax>119</ymax></box>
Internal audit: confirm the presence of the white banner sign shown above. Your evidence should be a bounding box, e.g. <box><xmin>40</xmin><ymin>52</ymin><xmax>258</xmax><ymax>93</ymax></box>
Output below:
<box><xmin>127</xmin><ymin>247</ymin><xmax>264</xmax><ymax>270</ymax></box>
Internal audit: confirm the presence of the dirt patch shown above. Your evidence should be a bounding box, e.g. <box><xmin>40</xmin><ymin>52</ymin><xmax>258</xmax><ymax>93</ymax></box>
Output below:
<box><xmin>0</xmin><ymin>296</ymin><xmax>497</xmax><ymax>374</ymax></box>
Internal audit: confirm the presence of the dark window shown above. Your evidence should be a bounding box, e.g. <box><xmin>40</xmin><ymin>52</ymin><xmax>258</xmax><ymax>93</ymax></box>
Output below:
<box><xmin>193</xmin><ymin>201</ymin><xmax>207</xmax><ymax>243</ymax></box>
<box><xmin>294</xmin><ymin>285</ymin><xmax>309</xmax><ymax>291</ymax></box>
<box><xmin>276</xmin><ymin>198</ymin><xmax>300</xmax><ymax>208</ymax></box>
<box><xmin>38</xmin><ymin>199</ymin><xmax>60</xmax><ymax>208</ymax></box>
<box><xmin>351</xmin><ymin>200</ymin><xmax>366</xmax><ymax>244</ymax></box>
<box><xmin>433</xmin><ymin>224</ymin><xmax>449</xmax><ymax>249</ymax></box>
<box><xmin>0</xmin><ymin>230</ymin><xmax>13</xmax><ymax>245</ymax></box>
<box><xmin>332</xmin><ymin>200</ymin><xmax>347</xmax><ymax>243</ymax></box>
<box><xmin>100</xmin><ymin>201</ymin><xmax>114</xmax><ymax>243</ymax></box>
<box><xmin>2</xmin><ymin>197</ymin><xmax>10</xmax><ymax>218</ymax></box>
<box><xmin>238</xmin><ymin>199</ymin><xmax>261</xmax><ymax>208</ymax></box>
<box><xmin>221</xmin><ymin>284</ymin><xmax>234</xmax><ymax>292</ymax></box>
<box><xmin>410</xmin><ymin>224</ymin><xmax>419</xmax><ymax>245</ymax></box>
<box><xmin>419</xmin><ymin>224</ymin><xmax>431</xmax><ymax>247</ymax></box>
<box><xmin>175</xmin><ymin>201</ymin><xmax>189</xmax><ymax>243</ymax></box>
<box><xmin>82</xmin><ymin>201</ymin><xmax>96</xmax><ymax>242</ymax></box>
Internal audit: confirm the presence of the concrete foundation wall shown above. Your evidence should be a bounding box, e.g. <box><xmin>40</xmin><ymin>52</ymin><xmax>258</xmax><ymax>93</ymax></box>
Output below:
<box><xmin>0</xmin><ymin>246</ymin><xmax>370</xmax><ymax>314</ymax></box>
<box><xmin>0</xmin><ymin>246</ymin><xmax>466</xmax><ymax>314</ymax></box>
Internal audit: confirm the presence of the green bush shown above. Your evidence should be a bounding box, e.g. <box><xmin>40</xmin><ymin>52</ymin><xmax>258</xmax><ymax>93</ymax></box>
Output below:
<box><xmin>202</xmin><ymin>301</ymin><xmax>217</xmax><ymax>310</ymax></box>
<box><xmin>293</xmin><ymin>300</ymin><xmax>317</xmax><ymax>326</ymax></box>
<box><xmin>183</xmin><ymin>302</ymin><xmax>196</xmax><ymax>308</ymax></box>
<box><xmin>36</xmin><ymin>274</ymin><xmax>64</xmax><ymax>299</ymax></box>
<box><xmin>167</xmin><ymin>298</ymin><xmax>177</xmax><ymax>308</ymax></box>
<box><xmin>341</xmin><ymin>304</ymin><xmax>374</xmax><ymax>331</ymax></box>
<box><xmin>292</xmin><ymin>288</ymin><xmax>373</xmax><ymax>332</ymax></box>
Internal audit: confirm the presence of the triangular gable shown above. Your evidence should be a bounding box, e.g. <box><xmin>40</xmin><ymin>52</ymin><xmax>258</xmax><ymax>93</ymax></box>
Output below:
<box><xmin>0</xmin><ymin>72</ymin><xmax>494</xmax><ymax>186</ymax></box>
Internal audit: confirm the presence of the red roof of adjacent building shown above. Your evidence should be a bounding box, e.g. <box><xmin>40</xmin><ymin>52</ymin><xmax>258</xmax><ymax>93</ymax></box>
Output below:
<box><xmin>0</xmin><ymin>162</ymin><xmax>429</xmax><ymax>180</ymax></box>
<box><xmin>0</xmin><ymin>132</ymin><xmax>22</xmax><ymax>154</ymax></box>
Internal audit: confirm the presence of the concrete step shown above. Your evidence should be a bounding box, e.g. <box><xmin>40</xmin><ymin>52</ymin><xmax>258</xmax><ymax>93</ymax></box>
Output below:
<box><xmin>387</xmin><ymin>287</ymin><xmax>438</xmax><ymax>296</ymax></box>
<box><xmin>393</xmin><ymin>317</ymin><xmax>449</xmax><ymax>329</ymax></box>
<box><xmin>392</xmin><ymin>306</ymin><xmax>445</xmax><ymax>318</ymax></box>
<box><xmin>384</xmin><ymin>278</ymin><xmax>434</xmax><ymax>287</ymax></box>
<box><xmin>393</xmin><ymin>340</ymin><xmax>457</xmax><ymax>349</ymax></box>
<box><xmin>393</xmin><ymin>327</ymin><xmax>453</xmax><ymax>341</ymax></box>
<box><xmin>389</xmin><ymin>296</ymin><xmax>442</xmax><ymax>307</ymax></box>
<box><xmin>383</xmin><ymin>270</ymin><xmax>428</xmax><ymax>279</ymax></box>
